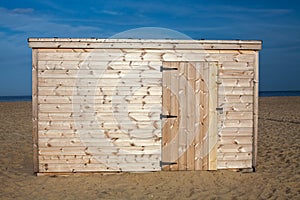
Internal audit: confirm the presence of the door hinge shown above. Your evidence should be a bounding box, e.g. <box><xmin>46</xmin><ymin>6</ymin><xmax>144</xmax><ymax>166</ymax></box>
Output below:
<box><xmin>160</xmin><ymin>161</ymin><xmax>177</xmax><ymax>167</ymax></box>
<box><xmin>160</xmin><ymin>114</ymin><xmax>178</xmax><ymax>119</ymax></box>
<box><xmin>160</xmin><ymin>66</ymin><xmax>178</xmax><ymax>72</ymax></box>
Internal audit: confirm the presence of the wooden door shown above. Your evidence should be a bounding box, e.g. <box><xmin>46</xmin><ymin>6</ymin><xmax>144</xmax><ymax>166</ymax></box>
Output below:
<box><xmin>161</xmin><ymin>62</ymin><xmax>218</xmax><ymax>170</ymax></box>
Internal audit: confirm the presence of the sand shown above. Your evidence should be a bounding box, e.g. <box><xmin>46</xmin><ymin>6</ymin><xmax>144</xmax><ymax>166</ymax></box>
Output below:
<box><xmin>0</xmin><ymin>97</ymin><xmax>299</xmax><ymax>199</ymax></box>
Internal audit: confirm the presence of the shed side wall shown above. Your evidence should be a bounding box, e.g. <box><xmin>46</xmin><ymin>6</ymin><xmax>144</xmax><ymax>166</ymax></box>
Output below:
<box><xmin>33</xmin><ymin>44</ymin><xmax>259</xmax><ymax>172</ymax></box>
<box><xmin>217</xmin><ymin>50</ymin><xmax>256</xmax><ymax>169</ymax></box>
<box><xmin>37</xmin><ymin>49</ymin><xmax>162</xmax><ymax>172</ymax></box>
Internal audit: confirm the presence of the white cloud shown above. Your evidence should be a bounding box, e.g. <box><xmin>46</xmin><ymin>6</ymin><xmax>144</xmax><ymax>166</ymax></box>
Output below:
<box><xmin>12</xmin><ymin>8</ymin><xmax>34</xmax><ymax>14</ymax></box>
<box><xmin>0</xmin><ymin>7</ymin><xmax>104</xmax><ymax>37</ymax></box>
<box><xmin>98</xmin><ymin>9</ymin><xmax>122</xmax><ymax>16</ymax></box>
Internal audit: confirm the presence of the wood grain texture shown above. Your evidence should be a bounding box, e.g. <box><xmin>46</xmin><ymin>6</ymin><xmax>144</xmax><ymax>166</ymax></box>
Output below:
<box><xmin>29</xmin><ymin>39</ymin><xmax>261</xmax><ymax>173</ymax></box>
<box><xmin>32</xmin><ymin>49</ymin><xmax>39</xmax><ymax>173</ymax></box>
<box><xmin>162</xmin><ymin>62</ymin><xmax>216</xmax><ymax>171</ymax></box>
<box><xmin>28</xmin><ymin>38</ymin><xmax>262</xmax><ymax>50</ymax></box>
<box><xmin>208</xmin><ymin>62</ymin><xmax>218</xmax><ymax>170</ymax></box>
<box><xmin>253</xmin><ymin>52</ymin><xmax>259</xmax><ymax>169</ymax></box>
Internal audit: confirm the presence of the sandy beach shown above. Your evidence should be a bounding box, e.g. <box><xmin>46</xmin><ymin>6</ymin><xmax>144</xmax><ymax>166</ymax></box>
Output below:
<box><xmin>0</xmin><ymin>97</ymin><xmax>299</xmax><ymax>199</ymax></box>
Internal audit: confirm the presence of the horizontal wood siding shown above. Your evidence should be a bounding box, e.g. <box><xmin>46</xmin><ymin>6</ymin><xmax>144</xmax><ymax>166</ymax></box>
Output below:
<box><xmin>29</xmin><ymin>39</ymin><xmax>260</xmax><ymax>172</ymax></box>
<box><xmin>217</xmin><ymin>50</ymin><xmax>255</xmax><ymax>169</ymax></box>
<box><xmin>37</xmin><ymin>50</ymin><xmax>162</xmax><ymax>172</ymax></box>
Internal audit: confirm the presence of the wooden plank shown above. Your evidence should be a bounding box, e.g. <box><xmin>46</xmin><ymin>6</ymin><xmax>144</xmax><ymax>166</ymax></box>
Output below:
<box><xmin>38</xmin><ymin>103</ymin><xmax>162</xmax><ymax>113</ymax></box>
<box><xmin>178</xmin><ymin>62</ymin><xmax>187</xmax><ymax>170</ymax></box>
<box><xmin>201</xmin><ymin>62</ymin><xmax>210</xmax><ymax>170</ymax></box>
<box><xmin>39</xmin><ymin>69</ymin><xmax>161</xmax><ymax>75</ymax></box>
<box><xmin>169</xmin><ymin>63</ymin><xmax>179</xmax><ymax>171</ymax></box>
<box><xmin>38</xmin><ymin>138</ymin><xmax>161</xmax><ymax>147</ymax></box>
<box><xmin>38</xmin><ymin>69</ymin><xmax>161</xmax><ymax>79</ymax></box>
<box><xmin>32</xmin><ymin>49</ymin><xmax>39</xmax><ymax>173</ymax></box>
<box><xmin>218</xmin><ymin>54</ymin><xmax>255</xmax><ymax>62</ymax></box>
<box><xmin>38</xmin><ymin>86</ymin><xmax>162</xmax><ymax>92</ymax></box>
<box><xmin>218</xmin><ymin>95</ymin><xmax>253</xmax><ymax>104</ymax></box>
<box><xmin>38</xmin><ymin>112</ymin><xmax>161</xmax><ymax>121</ymax></box>
<box><xmin>38</xmin><ymin>78</ymin><xmax>162</xmax><ymax>87</ymax></box>
<box><xmin>38</xmin><ymin>95</ymin><xmax>162</xmax><ymax>104</ymax></box>
<box><xmin>161</xmin><ymin>62</ymin><xmax>171</xmax><ymax>171</ymax></box>
<box><xmin>38</xmin><ymin>86</ymin><xmax>162</xmax><ymax>96</ymax></box>
<box><xmin>28</xmin><ymin>38</ymin><xmax>262</xmax><ymax>50</ymax></box>
<box><xmin>37</xmin><ymin>51</ymin><xmax>257</xmax><ymax>62</ymax></box>
<box><xmin>253</xmin><ymin>51</ymin><xmax>259</xmax><ymax>169</ymax></box>
<box><xmin>224</xmin><ymin>112</ymin><xmax>253</xmax><ymax>120</ymax></box>
<box><xmin>186</xmin><ymin>63</ymin><xmax>196</xmax><ymax>170</ymax></box>
<box><xmin>219</xmin><ymin>50</ymin><xmax>257</xmax><ymax>54</ymax></box>
<box><xmin>194</xmin><ymin>62</ymin><xmax>206</xmax><ymax>170</ymax></box>
<box><xmin>39</xmin><ymin>154</ymin><xmax>160</xmax><ymax>164</ymax></box>
<box><xmin>39</xmin><ymin>163</ymin><xmax>111</xmax><ymax>172</ymax></box>
<box><xmin>219</xmin><ymin>69</ymin><xmax>254</xmax><ymax>78</ymax></box>
<box><xmin>220</xmin><ymin>103</ymin><xmax>253</xmax><ymax>112</ymax></box>
<box><xmin>38</xmin><ymin>52</ymin><xmax>125</xmax><ymax>61</ymax></box>
<box><xmin>219</xmin><ymin>62</ymin><xmax>254</xmax><ymax>70</ymax></box>
<box><xmin>217</xmin><ymin>152</ymin><xmax>252</xmax><ymax>161</ymax></box>
<box><xmin>219</xmin><ymin>87</ymin><xmax>253</xmax><ymax>96</ymax></box>
<box><xmin>38</xmin><ymin>48</ymin><xmax>220</xmax><ymax>54</ymax></box>
<box><xmin>38</xmin><ymin>60</ymin><xmax>162</xmax><ymax>71</ymax></box>
<box><xmin>39</xmin><ymin>146</ymin><xmax>161</xmax><ymax>156</ymax></box>
<box><xmin>208</xmin><ymin>62</ymin><xmax>218</xmax><ymax>170</ymax></box>
<box><xmin>161</xmin><ymin>62</ymin><xmax>180</xmax><ymax>171</ymax></box>
<box><xmin>218</xmin><ymin>119</ymin><xmax>253</xmax><ymax>128</ymax></box>
<box><xmin>218</xmin><ymin>136</ymin><xmax>253</xmax><ymax>145</ymax></box>
<box><xmin>219</xmin><ymin>78</ymin><xmax>254</xmax><ymax>87</ymax></box>
<box><xmin>217</xmin><ymin>144</ymin><xmax>252</xmax><ymax>153</ymax></box>
<box><xmin>217</xmin><ymin>159</ymin><xmax>252</xmax><ymax>169</ymax></box>
<box><xmin>38</xmin><ymin>162</ymin><xmax>160</xmax><ymax>172</ymax></box>
<box><xmin>218</xmin><ymin>127</ymin><xmax>253</xmax><ymax>137</ymax></box>
<box><xmin>38</xmin><ymin>129</ymin><xmax>161</xmax><ymax>139</ymax></box>
<box><xmin>28</xmin><ymin>38</ymin><xmax>262</xmax><ymax>44</ymax></box>
<box><xmin>38</xmin><ymin>120</ymin><xmax>161</xmax><ymax>130</ymax></box>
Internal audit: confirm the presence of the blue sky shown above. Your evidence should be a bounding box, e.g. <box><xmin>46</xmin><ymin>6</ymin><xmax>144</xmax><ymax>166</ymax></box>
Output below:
<box><xmin>0</xmin><ymin>0</ymin><xmax>299</xmax><ymax>95</ymax></box>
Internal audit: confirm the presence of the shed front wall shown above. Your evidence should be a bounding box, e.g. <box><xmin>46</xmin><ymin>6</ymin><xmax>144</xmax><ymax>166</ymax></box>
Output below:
<box><xmin>30</xmin><ymin>40</ymin><xmax>259</xmax><ymax>173</ymax></box>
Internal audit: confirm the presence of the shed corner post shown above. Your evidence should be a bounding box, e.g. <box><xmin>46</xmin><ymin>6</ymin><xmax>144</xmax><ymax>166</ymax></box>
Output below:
<box><xmin>31</xmin><ymin>47</ymin><xmax>39</xmax><ymax>174</ymax></box>
<box><xmin>252</xmin><ymin>50</ymin><xmax>260</xmax><ymax>171</ymax></box>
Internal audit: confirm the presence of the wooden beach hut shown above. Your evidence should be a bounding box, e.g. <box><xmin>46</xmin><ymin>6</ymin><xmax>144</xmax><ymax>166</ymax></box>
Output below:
<box><xmin>28</xmin><ymin>38</ymin><xmax>262</xmax><ymax>174</ymax></box>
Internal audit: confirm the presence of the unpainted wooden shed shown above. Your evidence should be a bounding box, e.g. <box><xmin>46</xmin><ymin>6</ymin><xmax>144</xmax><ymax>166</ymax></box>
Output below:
<box><xmin>28</xmin><ymin>38</ymin><xmax>262</xmax><ymax>174</ymax></box>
